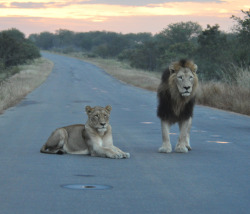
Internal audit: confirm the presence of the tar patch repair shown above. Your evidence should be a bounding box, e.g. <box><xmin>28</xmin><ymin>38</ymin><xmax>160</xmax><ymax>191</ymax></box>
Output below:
<box><xmin>61</xmin><ymin>184</ymin><xmax>113</xmax><ymax>190</ymax></box>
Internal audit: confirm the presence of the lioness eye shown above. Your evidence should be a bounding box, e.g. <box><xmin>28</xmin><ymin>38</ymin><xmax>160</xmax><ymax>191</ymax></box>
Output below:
<box><xmin>190</xmin><ymin>76</ymin><xmax>193</xmax><ymax>80</ymax></box>
<box><xmin>95</xmin><ymin>115</ymin><xmax>99</xmax><ymax>118</ymax></box>
<box><xmin>178</xmin><ymin>76</ymin><xmax>183</xmax><ymax>80</ymax></box>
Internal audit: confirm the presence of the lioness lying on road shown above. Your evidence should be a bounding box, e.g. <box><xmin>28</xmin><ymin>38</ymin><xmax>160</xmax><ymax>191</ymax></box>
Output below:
<box><xmin>40</xmin><ymin>105</ymin><xmax>130</xmax><ymax>159</ymax></box>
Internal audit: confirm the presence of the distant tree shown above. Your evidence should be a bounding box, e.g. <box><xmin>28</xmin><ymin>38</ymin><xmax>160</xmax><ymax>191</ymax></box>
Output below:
<box><xmin>129</xmin><ymin>41</ymin><xmax>158</xmax><ymax>71</ymax></box>
<box><xmin>231</xmin><ymin>10</ymin><xmax>250</xmax><ymax>65</ymax></box>
<box><xmin>155</xmin><ymin>21</ymin><xmax>202</xmax><ymax>69</ymax></box>
<box><xmin>0</xmin><ymin>28</ymin><xmax>40</xmax><ymax>68</ymax></box>
<box><xmin>54</xmin><ymin>29</ymin><xmax>75</xmax><ymax>48</ymax></box>
<box><xmin>31</xmin><ymin>32</ymin><xmax>55</xmax><ymax>50</ymax></box>
<box><xmin>158</xmin><ymin>21</ymin><xmax>202</xmax><ymax>45</ymax></box>
<box><xmin>196</xmin><ymin>24</ymin><xmax>231</xmax><ymax>80</ymax></box>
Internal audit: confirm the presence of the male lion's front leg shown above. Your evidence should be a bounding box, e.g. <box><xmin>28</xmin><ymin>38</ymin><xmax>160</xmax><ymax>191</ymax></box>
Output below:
<box><xmin>175</xmin><ymin>118</ymin><xmax>192</xmax><ymax>153</ymax></box>
<box><xmin>159</xmin><ymin>120</ymin><xmax>172</xmax><ymax>153</ymax></box>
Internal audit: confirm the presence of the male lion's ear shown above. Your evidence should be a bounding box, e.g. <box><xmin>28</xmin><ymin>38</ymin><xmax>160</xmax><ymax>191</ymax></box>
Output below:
<box><xmin>85</xmin><ymin>106</ymin><xmax>93</xmax><ymax>115</ymax></box>
<box><xmin>105</xmin><ymin>105</ymin><xmax>112</xmax><ymax>113</ymax></box>
<box><xmin>169</xmin><ymin>62</ymin><xmax>176</xmax><ymax>74</ymax></box>
<box><xmin>193</xmin><ymin>64</ymin><xmax>198</xmax><ymax>73</ymax></box>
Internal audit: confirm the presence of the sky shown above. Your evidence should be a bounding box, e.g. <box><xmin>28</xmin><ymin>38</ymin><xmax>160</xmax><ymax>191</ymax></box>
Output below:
<box><xmin>0</xmin><ymin>0</ymin><xmax>249</xmax><ymax>36</ymax></box>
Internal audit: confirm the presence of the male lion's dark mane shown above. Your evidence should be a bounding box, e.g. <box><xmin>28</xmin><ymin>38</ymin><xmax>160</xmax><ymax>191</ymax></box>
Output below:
<box><xmin>157</xmin><ymin>60</ymin><xmax>196</xmax><ymax>124</ymax></box>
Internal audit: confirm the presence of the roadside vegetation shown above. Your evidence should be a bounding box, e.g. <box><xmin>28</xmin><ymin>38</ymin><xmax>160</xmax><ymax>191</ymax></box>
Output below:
<box><xmin>0</xmin><ymin>28</ymin><xmax>52</xmax><ymax>113</ymax></box>
<box><xmin>0</xmin><ymin>58</ymin><xmax>53</xmax><ymax>113</ymax></box>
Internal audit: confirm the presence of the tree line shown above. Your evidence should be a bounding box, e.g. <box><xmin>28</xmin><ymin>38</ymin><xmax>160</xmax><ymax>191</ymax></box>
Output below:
<box><xmin>29</xmin><ymin>10</ymin><xmax>249</xmax><ymax>81</ymax></box>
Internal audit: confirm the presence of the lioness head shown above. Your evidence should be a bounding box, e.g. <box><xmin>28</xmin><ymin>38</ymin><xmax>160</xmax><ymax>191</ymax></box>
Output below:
<box><xmin>85</xmin><ymin>105</ymin><xmax>112</xmax><ymax>132</ymax></box>
<box><xmin>169</xmin><ymin>60</ymin><xmax>198</xmax><ymax>97</ymax></box>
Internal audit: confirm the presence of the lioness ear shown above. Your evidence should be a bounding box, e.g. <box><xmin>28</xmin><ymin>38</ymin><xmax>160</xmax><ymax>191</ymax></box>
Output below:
<box><xmin>85</xmin><ymin>106</ymin><xmax>93</xmax><ymax>115</ymax></box>
<box><xmin>105</xmin><ymin>105</ymin><xmax>112</xmax><ymax>113</ymax></box>
<box><xmin>193</xmin><ymin>64</ymin><xmax>198</xmax><ymax>73</ymax></box>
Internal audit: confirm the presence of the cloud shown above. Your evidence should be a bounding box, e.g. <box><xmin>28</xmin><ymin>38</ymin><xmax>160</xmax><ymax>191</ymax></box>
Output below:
<box><xmin>7</xmin><ymin>1</ymin><xmax>91</xmax><ymax>9</ymax></box>
<box><xmin>0</xmin><ymin>15</ymin><xmax>235</xmax><ymax>36</ymax></box>
<box><xmin>2</xmin><ymin>0</ymin><xmax>245</xmax><ymax>19</ymax></box>
<box><xmin>80</xmin><ymin>0</ymin><xmax>222</xmax><ymax>6</ymax></box>
<box><xmin>11</xmin><ymin>2</ymin><xmax>50</xmax><ymax>8</ymax></box>
<box><xmin>0</xmin><ymin>0</ymin><xmax>248</xmax><ymax>35</ymax></box>
<box><xmin>4</xmin><ymin>0</ymin><xmax>224</xmax><ymax>9</ymax></box>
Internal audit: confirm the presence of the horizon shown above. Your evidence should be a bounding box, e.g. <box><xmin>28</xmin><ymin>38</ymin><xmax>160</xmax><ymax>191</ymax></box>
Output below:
<box><xmin>0</xmin><ymin>0</ymin><xmax>249</xmax><ymax>36</ymax></box>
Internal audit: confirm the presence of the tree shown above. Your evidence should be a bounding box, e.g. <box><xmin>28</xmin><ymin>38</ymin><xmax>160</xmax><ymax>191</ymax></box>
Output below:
<box><xmin>31</xmin><ymin>32</ymin><xmax>55</xmax><ymax>50</ymax></box>
<box><xmin>158</xmin><ymin>21</ymin><xmax>202</xmax><ymax>45</ymax></box>
<box><xmin>196</xmin><ymin>25</ymin><xmax>231</xmax><ymax>80</ymax></box>
<box><xmin>54</xmin><ymin>29</ymin><xmax>75</xmax><ymax>48</ymax></box>
<box><xmin>129</xmin><ymin>41</ymin><xmax>158</xmax><ymax>71</ymax></box>
<box><xmin>156</xmin><ymin>22</ymin><xmax>202</xmax><ymax>69</ymax></box>
<box><xmin>0</xmin><ymin>28</ymin><xmax>40</xmax><ymax>68</ymax></box>
<box><xmin>231</xmin><ymin>10</ymin><xmax>250</xmax><ymax>65</ymax></box>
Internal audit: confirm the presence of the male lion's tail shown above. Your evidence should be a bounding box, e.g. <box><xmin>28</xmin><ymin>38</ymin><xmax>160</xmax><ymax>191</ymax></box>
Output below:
<box><xmin>40</xmin><ymin>144</ymin><xmax>64</xmax><ymax>155</ymax></box>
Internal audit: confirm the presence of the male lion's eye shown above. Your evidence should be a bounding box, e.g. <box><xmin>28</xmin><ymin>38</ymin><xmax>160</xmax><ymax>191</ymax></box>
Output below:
<box><xmin>95</xmin><ymin>115</ymin><xmax>99</xmax><ymax>118</ymax></box>
<box><xmin>178</xmin><ymin>76</ymin><xmax>183</xmax><ymax>80</ymax></box>
<box><xmin>190</xmin><ymin>76</ymin><xmax>193</xmax><ymax>80</ymax></box>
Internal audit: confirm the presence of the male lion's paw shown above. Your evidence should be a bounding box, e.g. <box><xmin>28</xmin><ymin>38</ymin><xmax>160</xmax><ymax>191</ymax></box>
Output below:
<box><xmin>186</xmin><ymin>145</ymin><xmax>192</xmax><ymax>151</ymax></box>
<box><xmin>123</xmin><ymin>152</ymin><xmax>130</xmax><ymax>159</ymax></box>
<box><xmin>175</xmin><ymin>144</ymin><xmax>189</xmax><ymax>153</ymax></box>
<box><xmin>158</xmin><ymin>146</ymin><xmax>172</xmax><ymax>153</ymax></box>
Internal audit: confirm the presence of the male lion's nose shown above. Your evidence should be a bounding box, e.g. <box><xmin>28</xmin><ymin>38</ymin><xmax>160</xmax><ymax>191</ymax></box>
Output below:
<box><xmin>100</xmin><ymin>123</ymin><xmax>106</xmax><ymax>126</ymax></box>
<box><xmin>184</xmin><ymin>86</ymin><xmax>190</xmax><ymax>90</ymax></box>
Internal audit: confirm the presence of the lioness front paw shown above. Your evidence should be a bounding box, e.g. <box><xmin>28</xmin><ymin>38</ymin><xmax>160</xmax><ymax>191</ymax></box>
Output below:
<box><xmin>158</xmin><ymin>146</ymin><xmax>172</xmax><ymax>153</ymax></box>
<box><xmin>107</xmin><ymin>153</ymin><xmax>124</xmax><ymax>159</ymax></box>
<box><xmin>175</xmin><ymin>144</ymin><xmax>188</xmax><ymax>153</ymax></box>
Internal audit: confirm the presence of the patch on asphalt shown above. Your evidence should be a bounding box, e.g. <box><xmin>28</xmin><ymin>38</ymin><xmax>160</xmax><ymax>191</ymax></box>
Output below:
<box><xmin>61</xmin><ymin>184</ymin><xmax>113</xmax><ymax>190</ymax></box>
<box><xmin>18</xmin><ymin>100</ymin><xmax>40</xmax><ymax>107</ymax></box>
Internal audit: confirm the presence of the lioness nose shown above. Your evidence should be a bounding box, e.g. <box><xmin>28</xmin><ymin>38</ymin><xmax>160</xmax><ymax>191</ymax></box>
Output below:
<box><xmin>184</xmin><ymin>86</ymin><xmax>190</xmax><ymax>90</ymax></box>
<box><xmin>100</xmin><ymin>123</ymin><xmax>106</xmax><ymax>126</ymax></box>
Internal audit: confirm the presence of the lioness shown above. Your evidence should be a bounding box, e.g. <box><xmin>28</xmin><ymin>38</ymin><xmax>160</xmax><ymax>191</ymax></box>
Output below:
<box><xmin>157</xmin><ymin>59</ymin><xmax>198</xmax><ymax>153</ymax></box>
<box><xmin>40</xmin><ymin>105</ymin><xmax>130</xmax><ymax>159</ymax></box>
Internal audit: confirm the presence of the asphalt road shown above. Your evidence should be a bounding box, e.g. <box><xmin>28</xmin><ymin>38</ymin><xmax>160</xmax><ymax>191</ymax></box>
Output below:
<box><xmin>0</xmin><ymin>52</ymin><xmax>249</xmax><ymax>214</ymax></box>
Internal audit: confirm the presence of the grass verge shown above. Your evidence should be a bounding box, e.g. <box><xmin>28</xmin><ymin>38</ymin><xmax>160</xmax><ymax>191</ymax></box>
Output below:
<box><xmin>0</xmin><ymin>58</ymin><xmax>53</xmax><ymax>113</ymax></box>
<box><xmin>197</xmin><ymin>82</ymin><xmax>250</xmax><ymax>115</ymax></box>
<box><xmin>67</xmin><ymin>52</ymin><xmax>161</xmax><ymax>91</ymax></box>
<box><xmin>66</xmin><ymin>52</ymin><xmax>250</xmax><ymax>116</ymax></box>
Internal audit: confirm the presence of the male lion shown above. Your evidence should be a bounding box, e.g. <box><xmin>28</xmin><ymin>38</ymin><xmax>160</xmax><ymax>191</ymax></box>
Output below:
<box><xmin>40</xmin><ymin>105</ymin><xmax>130</xmax><ymax>159</ymax></box>
<box><xmin>157</xmin><ymin>59</ymin><xmax>198</xmax><ymax>153</ymax></box>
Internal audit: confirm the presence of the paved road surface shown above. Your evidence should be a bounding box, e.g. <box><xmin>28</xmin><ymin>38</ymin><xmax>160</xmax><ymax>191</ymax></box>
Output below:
<box><xmin>0</xmin><ymin>52</ymin><xmax>249</xmax><ymax>214</ymax></box>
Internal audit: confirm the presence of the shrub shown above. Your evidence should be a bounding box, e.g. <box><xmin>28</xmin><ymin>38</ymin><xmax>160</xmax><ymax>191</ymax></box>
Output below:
<box><xmin>0</xmin><ymin>28</ymin><xmax>40</xmax><ymax>68</ymax></box>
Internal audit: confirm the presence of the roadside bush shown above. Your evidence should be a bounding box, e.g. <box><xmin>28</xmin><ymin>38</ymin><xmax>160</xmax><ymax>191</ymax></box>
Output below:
<box><xmin>0</xmin><ymin>28</ymin><xmax>40</xmax><ymax>68</ymax></box>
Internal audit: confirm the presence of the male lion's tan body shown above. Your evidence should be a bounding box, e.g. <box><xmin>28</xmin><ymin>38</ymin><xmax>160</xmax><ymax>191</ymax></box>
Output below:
<box><xmin>157</xmin><ymin>59</ymin><xmax>198</xmax><ymax>153</ymax></box>
<box><xmin>40</xmin><ymin>106</ymin><xmax>130</xmax><ymax>159</ymax></box>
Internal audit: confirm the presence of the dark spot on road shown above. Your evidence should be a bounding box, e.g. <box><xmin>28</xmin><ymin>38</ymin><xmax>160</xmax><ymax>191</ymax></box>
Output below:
<box><xmin>74</xmin><ymin>174</ymin><xmax>95</xmax><ymax>177</ymax></box>
<box><xmin>18</xmin><ymin>100</ymin><xmax>40</xmax><ymax>107</ymax></box>
<box><xmin>73</xmin><ymin>100</ymin><xmax>92</xmax><ymax>104</ymax></box>
<box><xmin>61</xmin><ymin>184</ymin><xmax>113</xmax><ymax>190</ymax></box>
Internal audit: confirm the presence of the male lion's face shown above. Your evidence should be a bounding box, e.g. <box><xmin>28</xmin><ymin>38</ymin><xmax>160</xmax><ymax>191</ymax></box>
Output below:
<box><xmin>175</xmin><ymin>68</ymin><xmax>195</xmax><ymax>97</ymax></box>
<box><xmin>169</xmin><ymin>61</ymin><xmax>198</xmax><ymax>97</ymax></box>
<box><xmin>85</xmin><ymin>105</ymin><xmax>112</xmax><ymax>132</ymax></box>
